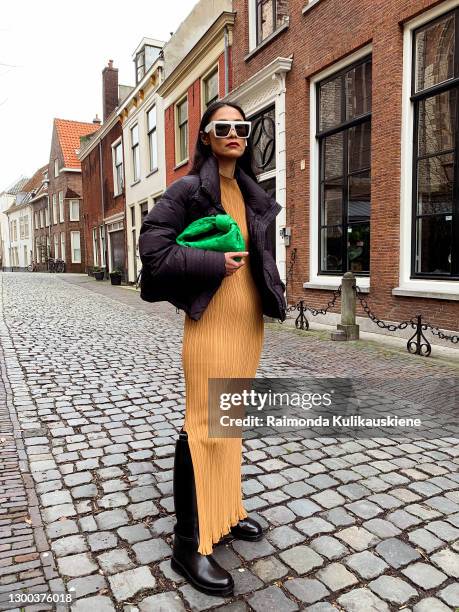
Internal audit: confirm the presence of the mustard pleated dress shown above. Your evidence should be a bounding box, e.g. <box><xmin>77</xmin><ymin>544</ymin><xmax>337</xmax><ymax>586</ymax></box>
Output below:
<box><xmin>181</xmin><ymin>173</ymin><xmax>265</xmax><ymax>555</ymax></box>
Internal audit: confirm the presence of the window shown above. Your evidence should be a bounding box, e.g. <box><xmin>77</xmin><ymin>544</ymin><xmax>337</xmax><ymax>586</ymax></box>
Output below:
<box><xmin>54</xmin><ymin>159</ymin><xmax>59</xmax><ymax>177</ymax></box>
<box><xmin>52</xmin><ymin>194</ymin><xmax>58</xmax><ymax>225</ymax></box>
<box><xmin>256</xmin><ymin>0</ymin><xmax>289</xmax><ymax>46</ymax></box>
<box><xmin>147</xmin><ymin>106</ymin><xmax>158</xmax><ymax>171</ymax></box>
<box><xmin>113</xmin><ymin>141</ymin><xmax>124</xmax><ymax>195</ymax></box>
<box><xmin>69</xmin><ymin>200</ymin><xmax>80</xmax><ymax>222</ymax></box>
<box><xmin>135</xmin><ymin>50</ymin><xmax>145</xmax><ymax>83</ymax></box>
<box><xmin>40</xmin><ymin>209</ymin><xmax>44</xmax><ymax>228</ymax></box>
<box><xmin>54</xmin><ymin>233</ymin><xmax>59</xmax><ymax>259</ymax></box>
<box><xmin>19</xmin><ymin>217</ymin><xmax>24</xmax><ymax>240</ymax></box>
<box><xmin>250</xmin><ymin>105</ymin><xmax>276</xmax><ymax>174</ymax></box>
<box><xmin>131</xmin><ymin>124</ymin><xmax>140</xmax><ymax>182</ymax></box>
<box><xmin>13</xmin><ymin>220</ymin><xmax>17</xmax><ymax>241</ymax></box>
<box><xmin>70</xmin><ymin>231</ymin><xmax>81</xmax><ymax>263</ymax></box>
<box><xmin>59</xmin><ymin>191</ymin><xmax>64</xmax><ymax>223</ymax></box>
<box><xmin>176</xmin><ymin>97</ymin><xmax>188</xmax><ymax>163</ymax></box>
<box><xmin>61</xmin><ymin>232</ymin><xmax>66</xmax><ymax>263</ymax></box>
<box><xmin>411</xmin><ymin>10</ymin><xmax>458</xmax><ymax>278</ymax></box>
<box><xmin>203</xmin><ymin>69</ymin><xmax>219</xmax><ymax>107</ymax></box>
<box><xmin>140</xmin><ymin>201</ymin><xmax>148</xmax><ymax>221</ymax></box>
<box><xmin>92</xmin><ymin>228</ymin><xmax>99</xmax><ymax>266</ymax></box>
<box><xmin>35</xmin><ymin>212</ymin><xmax>39</xmax><ymax>230</ymax></box>
<box><xmin>317</xmin><ymin>56</ymin><xmax>372</xmax><ymax>275</ymax></box>
<box><xmin>24</xmin><ymin>216</ymin><xmax>29</xmax><ymax>239</ymax></box>
<box><xmin>45</xmin><ymin>206</ymin><xmax>49</xmax><ymax>226</ymax></box>
<box><xmin>99</xmin><ymin>225</ymin><xmax>106</xmax><ymax>266</ymax></box>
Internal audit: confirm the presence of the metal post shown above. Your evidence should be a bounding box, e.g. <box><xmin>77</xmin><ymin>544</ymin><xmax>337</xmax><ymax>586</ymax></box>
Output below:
<box><xmin>332</xmin><ymin>271</ymin><xmax>360</xmax><ymax>341</ymax></box>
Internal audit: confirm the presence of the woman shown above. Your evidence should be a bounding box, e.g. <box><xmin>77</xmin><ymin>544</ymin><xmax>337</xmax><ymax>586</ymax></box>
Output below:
<box><xmin>139</xmin><ymin>101</ymin><xmax>286</xmax><ymax>597</ymax></box>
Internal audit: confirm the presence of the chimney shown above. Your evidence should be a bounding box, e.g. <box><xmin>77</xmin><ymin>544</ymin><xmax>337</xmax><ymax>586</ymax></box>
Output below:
<box><xmin>93</xmin><ymin>114</ymin><xmax>101</xmax><ymax>125</ymax></box>
<box><xmin>102</xmin><ymin>59</ymin><xmax>119</xmax><ymax>122</ymax></box>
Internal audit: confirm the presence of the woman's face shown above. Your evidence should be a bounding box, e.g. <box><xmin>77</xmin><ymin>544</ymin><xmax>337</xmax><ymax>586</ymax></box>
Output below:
<box><xmin>200</xmin><ymin>106</ymin><xmax>247</xmax><ymax>161</ymax></box>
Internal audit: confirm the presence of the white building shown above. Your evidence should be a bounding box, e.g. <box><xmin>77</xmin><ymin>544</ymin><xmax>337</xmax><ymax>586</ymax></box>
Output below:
<box><xmin>0</xmin><ymin>177</ymin><xmax>28</xmax><ymax>269</ymax></box>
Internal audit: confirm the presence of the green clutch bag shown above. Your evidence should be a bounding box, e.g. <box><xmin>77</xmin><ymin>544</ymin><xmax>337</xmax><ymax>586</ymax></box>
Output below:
<box><xmin>176</xmin><ymin>214</ymin><xmax>246</xmax><ymax>261</ymax></box>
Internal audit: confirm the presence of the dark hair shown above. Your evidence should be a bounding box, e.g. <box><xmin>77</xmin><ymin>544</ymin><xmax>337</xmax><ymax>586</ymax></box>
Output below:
<box><xmin>187</xmin><ymin>100</ymin><xmax>258</xmax><ymax>181</ymax></box>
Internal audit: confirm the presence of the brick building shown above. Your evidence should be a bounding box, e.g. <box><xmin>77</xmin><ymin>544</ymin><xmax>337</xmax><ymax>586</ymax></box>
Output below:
<box><xmin>80</xmin><ymin>61</ymin><xmax>131</xmax><ymax>277</ymax></box>
<box><xmin>229</xmin><ymin>0</ymin><xmax>459</xmax><ymax>335</ymax></box>
<box><xmin>46</xmin><ymin>118</ymin><xmax>100</xmax><ymax>273</ymax></box>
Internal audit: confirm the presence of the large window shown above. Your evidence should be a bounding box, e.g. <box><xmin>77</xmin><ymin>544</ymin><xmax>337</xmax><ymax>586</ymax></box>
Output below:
<box><xmin>70</xmin><ymin>231</ymin><xmax>81</xmax><ymax>263</ymax></box>
<box><xmin>54</xmin><ymin>233</ymin><xmax>59</xmax><ymax>259</ymax></box>
<box><xmin>59</xmin><ymin>191</ymin><xmax>64</xmax><ymax>223</ymax></box>
<box><xmin>317</xmin><ymin>56</ymin><xmax>372</xmax><ymax>275</ymax></box>
<box><xmin>52</xmin><ymin>194</ymin><xmax>58</xmax><ymax>225</ymax></box>
<box><xmin>131</xmin><ymin>124</ymin><xmax>140</xmax><ymax>182</ymax></box>
<box><xmin>251</xmin><ymin>105</ymin><xmax>276</xmax><ymax>174</ymax></box>
<box><xmin>176</xmin><ymin>97</ymin><xmax>188</xmax><ymax>163</ymax></box>
<box><xmin>412</xmin><ymin>10</ymin><xmax>458</xmax><ymax>278</ymax></box>
<box><xmin>256</xmin><ymin>0</ymin><xmax>289</xmax><ymax>46</ymax></box>
<box><xmin>113</xmin><ymin>141</ymin><xmax>124</xmax><ymax>195</ymax></box>
<box><xmin>69</xmin><ymin>200</ymin><xmax>80</xmax><ymax>222</ymax></box>
<box><xmin>203</xmin><ymin>69</ymin><xmax>219</xmax><ymax>107</ymax></box>
<box><xmin>61</xmin><ymin>232</ymin><xmax>65</xmax><ymax>263</ymax></box>
<box><xmin>147</xmin><ymin>106</ymin><xmax>158</xmax><ymax>172</ymax></box>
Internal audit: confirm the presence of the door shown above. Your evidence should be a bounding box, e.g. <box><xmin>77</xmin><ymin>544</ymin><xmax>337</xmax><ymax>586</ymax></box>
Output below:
<box><xmin>110</xmin><ymin>230</ymin><xmax>125</xmax><ymax>272</ymax></box>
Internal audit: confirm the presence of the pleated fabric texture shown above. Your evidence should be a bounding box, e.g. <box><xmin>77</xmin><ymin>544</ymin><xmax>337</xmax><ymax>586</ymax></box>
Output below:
<box><xmin>181</xmin><ymin>173</ymin><xmax>265</xmax><ymax>555</ymax></box>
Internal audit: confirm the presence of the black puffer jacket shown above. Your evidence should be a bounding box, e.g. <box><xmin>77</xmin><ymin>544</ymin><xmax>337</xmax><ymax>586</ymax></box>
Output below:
<box><xmin>138</xmin><ymin>153</ymin><xmax>287</xmax><ymax>322</ymax></box>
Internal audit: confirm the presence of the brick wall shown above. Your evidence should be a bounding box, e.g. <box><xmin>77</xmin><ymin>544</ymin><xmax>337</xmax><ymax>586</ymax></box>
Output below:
<box><xmin>231</xmin><ymin>0</ymin><xmax>459</xmax><ymax>331</ymax></box>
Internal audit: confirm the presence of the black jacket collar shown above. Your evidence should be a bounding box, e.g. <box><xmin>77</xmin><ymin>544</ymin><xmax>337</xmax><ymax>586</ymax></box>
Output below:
<box><xmin>198</xmin><ymin>153</ymin><xmax>278</xmax><ymax>219</ymax></box>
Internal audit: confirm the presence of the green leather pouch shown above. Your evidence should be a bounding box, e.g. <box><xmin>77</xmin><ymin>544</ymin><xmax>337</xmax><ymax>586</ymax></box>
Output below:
<box><xmin>176</xmin><ymin>214</ymin><xmax>246</xmax><ymax>261</ymax></box>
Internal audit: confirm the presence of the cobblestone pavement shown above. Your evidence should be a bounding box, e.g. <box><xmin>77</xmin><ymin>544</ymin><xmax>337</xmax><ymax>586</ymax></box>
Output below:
<box><xmin>0</xmin><ymin>271</ymin><xmax>458</xmax><ymax>612</ymax></box>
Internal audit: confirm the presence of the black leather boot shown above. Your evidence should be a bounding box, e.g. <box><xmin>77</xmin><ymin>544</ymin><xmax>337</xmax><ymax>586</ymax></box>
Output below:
<box><xmin>171</xmin><ymin>429</ymin><xmax>234</xmax><ymax>597</ymax></box>
<box><xmin>230</xmin><ymin>517</ymin><xmax>263</xmax><ymax>541</ymax></box>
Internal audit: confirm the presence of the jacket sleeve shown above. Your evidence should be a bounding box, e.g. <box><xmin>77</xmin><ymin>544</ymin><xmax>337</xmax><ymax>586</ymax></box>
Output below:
<box><xmin>138</xmin><ymin>178</ymin><xmax>227</xmax><ymax>282</ymax></box>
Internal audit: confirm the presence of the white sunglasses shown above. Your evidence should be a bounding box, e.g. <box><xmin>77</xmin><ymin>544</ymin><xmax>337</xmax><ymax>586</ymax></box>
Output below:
<box><xmin>204</xmin><ymin>120</ymin><xmax>252</xmax><ymax>139</ymax></box>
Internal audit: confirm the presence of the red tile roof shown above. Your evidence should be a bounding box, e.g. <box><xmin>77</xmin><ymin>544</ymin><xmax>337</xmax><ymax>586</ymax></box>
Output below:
<box><xmin>54</xmin><ymin>119</ymin><xmax>100</xmax><ymax>169</ymax></box>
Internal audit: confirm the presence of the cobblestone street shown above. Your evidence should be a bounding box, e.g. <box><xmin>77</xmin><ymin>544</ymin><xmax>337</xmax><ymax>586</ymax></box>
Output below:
<box><xmin>0</xmin><ymin>271</ymin><xmax>458</xmax><ymax>612</ymax></box>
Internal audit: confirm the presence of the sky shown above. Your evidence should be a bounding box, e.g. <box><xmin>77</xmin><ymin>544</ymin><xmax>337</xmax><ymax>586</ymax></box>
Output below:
<box><xmin>0</xmin><ymin>0</ymin><xmax>198</xmax><ymax>191</ymax></box>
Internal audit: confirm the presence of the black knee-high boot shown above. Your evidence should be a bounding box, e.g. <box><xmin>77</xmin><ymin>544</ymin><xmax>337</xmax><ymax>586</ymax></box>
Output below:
<box><xmin>171</xmin><ymin>429</ymin><xmax>234</xmax><ymax>597</ymax></box>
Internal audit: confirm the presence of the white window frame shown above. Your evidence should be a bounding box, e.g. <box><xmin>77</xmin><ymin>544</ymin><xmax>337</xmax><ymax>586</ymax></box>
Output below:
<box><xmin>112</xmin><ymin>138</ymin><xmax>124</xmax><ymax>196</ymax></box>
<box><xmin>175</xmin><ymin>95</ymin><xmax>188</xmax><ymax>165</ymax></box>
<box><xmin>131</xmin><ymin>124</ymin><xmax>140</xmax><ymax>182</ymax></box>
<box><xmin>70</xmin><ymin>231</ymin><xmax>81</xmax><ymax>263</ymax></box>
<box><xmin>52</xmin><ymin>194</ymin><xmax>58</xmax><ymax>225</ymax></box>
<box><xmin>54</xmin><ymin>233</ymin><xmax>59</xmax><ymax>259</ymax></box>
<box><xmin>69</xmin><ymin>199</ymin><xmax>80</xmax><ymax>222</ymax></box>
<box><xmin>59</xmin><ymin>191</ymin><xmax>64</xmax><ymax>223</ymax></box>
<box><xmin>19</xmin><ymin>216</ymin><xmax>24</xmax><ymax>240</ymax></box>
<box><xmin>201</xmin><ymin>65</ymin><xmax>219</xmax><ymax>109</ymax></box>
<box><xmin>248</xmin><ymin>0</ymin><xmax>290</xmax><ymax>52</ymax></box>
<box><xmin>92</xmin><ymin>227</ymin><xmax>99</xmax><ymax>266</ymax></box>
<box><xmin>398</xmin><ymin>0</ymin><xmax>459</xmax><ymax>300</ymax></box>
<box><xmin>306</xmin><ymin>44</ymin><xmax>372</xmax><ymax>293</ymax></box>
<box><xmin>24</xmin><ymin>215</ymin><xmax>29</xmax><ymax>239</ymax></box>
<box><xmin>60</xmin><ymin>232</ymin><xmax>66</xmax><ymax>263</ymax></box>
<box><xmin>146</xmin><ymin>105</ymin><xmax>158</xmax><ymax>172</ymax></box>
<box><xmin>54</xmin><ymin>159</ymin><xmax>59</xmax><ymax>177</ymax></box>
<box><xmin>45</xmin><ymin>206</ymin><xmax>49</xmax><ymax>226</ymax></box>
<box><xmin>99</xmin><ymin>225</ymin><xmax>106</xmax><ymax>267</ymax></box>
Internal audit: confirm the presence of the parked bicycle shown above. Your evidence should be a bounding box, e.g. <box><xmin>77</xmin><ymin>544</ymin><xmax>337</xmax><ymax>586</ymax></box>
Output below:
<box><xmin>27</xmin><ymin>261</ymin><xmax>38</xmax><ymax>272</ymax></box>
<box><xmin>47</xmin><ymin>258</ymin><xmax>65</xmax><ymax>273</ymax></box>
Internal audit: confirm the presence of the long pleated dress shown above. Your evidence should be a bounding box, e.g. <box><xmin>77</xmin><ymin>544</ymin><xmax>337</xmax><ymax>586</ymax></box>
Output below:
<box><xmin>181</xmin><ymin>172</ymin><xmax>265</xmax><ymax>555</ymax></box>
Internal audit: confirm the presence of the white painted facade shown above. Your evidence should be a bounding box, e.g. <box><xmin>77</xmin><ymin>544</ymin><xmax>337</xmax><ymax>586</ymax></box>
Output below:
<box><xmin>4</xmin><ymin>198</ymin><xmax>34</xmax><ymax>270</ymax></box>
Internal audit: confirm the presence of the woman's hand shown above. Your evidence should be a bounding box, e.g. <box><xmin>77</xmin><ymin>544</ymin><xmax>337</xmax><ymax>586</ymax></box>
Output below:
<box><xmin>224</xmin><ymin>252</ymin><xmax>249</xmax><ymax>276</ymax></box>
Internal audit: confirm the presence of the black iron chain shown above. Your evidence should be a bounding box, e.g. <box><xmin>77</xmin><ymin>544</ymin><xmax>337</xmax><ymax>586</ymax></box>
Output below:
<box><xmin>353</xmin><ymin>284</ymin><xmax>414</xmax><ymax>331</ymax></box>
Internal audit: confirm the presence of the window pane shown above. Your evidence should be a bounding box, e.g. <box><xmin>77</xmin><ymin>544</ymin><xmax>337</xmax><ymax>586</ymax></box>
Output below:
<box><xmin>180</xmin><ymin>125</ymin><xmax>187</xmax><ymax>159</ymax></box>
<box><xmin>347</xmin><ymin>222</ymin><xmax>370</xmax><ymax>273</ymax></box>
<box><xmin>322</xmin><ymin>184</ymin><xmax>342</xmax><ymax>226</ymax></box>
<box><xmin>260</xmin><ymin>0</ymin><xmax>274</xmax><ymax>41</ymax></box>
<box><xmin>418</xmin><ymin>89</ymin><xmax>456</xmax><ymax>156</ymax></box>
<box><xmin>319</xmin><ymin>76</ymin><xmax>342</xmax><ymax>131</ymax></box>
<box><xmin>147</xmin><ymin>106</ymin><xmax>156</xmax><ymax>131</ymax></box>
<box><xmin>252</xmin><ymin>107</ymin><xmax>276</xmax><ymax>173</ymax></box>
<box><xmin>131</xmin><ymin>125</ymin><xmax>138</xmax><ymax>145</ymax></box>
<box><xmin>323</xmin><ymin>132</ymin><xmax>344</xmax><ymax>180</ymax></box>
<box><xmin>348</xmin><ymin>121</ymin><xmax>371</xmax><ymax>172</ymax></box>
<box><xmin>115</xmin><ymin>143</ymin><xmax>122</xmax><ymax>165</ymax></box>
<box><xmin>348</xmin><ymin>171</ymin><xmax>371</xmax><ymax>222</ymax></box>
<box><xmin>415</xmin><ymin>13</ymin><xmax>455</xmax><ymax>93</ymax></box>
<box><xmin>149</xmin><ymin>132</ymin><xmax>157</xmax><ymax>169</ymax></box>
<box><xmin>345</xmin><ymin>60</ymin><xmax>372</xmax><ymax>120</ymax></box>
<box><xmin>320</xmin><ymin>226</ymin><xmax>343</xmax><ymax>272</ymax></box>
<box><xmin>417</xmin><ymin>153</ymin><xmax>454</xmax><ymax>215</ymax></box>
<box><xmin>178</xmin><ymin>100</ymin><xmax>187</xmax><ymax>124</ymax></box>
<box><xmin>205</xmin><ymin>71</ymin><xmax>218</xmax><ymax>105</ymax></box>
<box><xmin>415</xmin><ymin>215</ymin><xmax>452</xmax><ymax>274</ymax></box>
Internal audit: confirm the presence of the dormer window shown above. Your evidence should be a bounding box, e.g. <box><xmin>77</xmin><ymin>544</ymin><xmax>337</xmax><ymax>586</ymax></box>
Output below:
<box><xmin>135</xmin><ymin>51</ymin><xmax>145</xmax><ymax>83</ymax></box>
<box><xmin>134</xmin><ymin>42</ymin><xmax>162</xmax><ymax>84</ymax></box>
